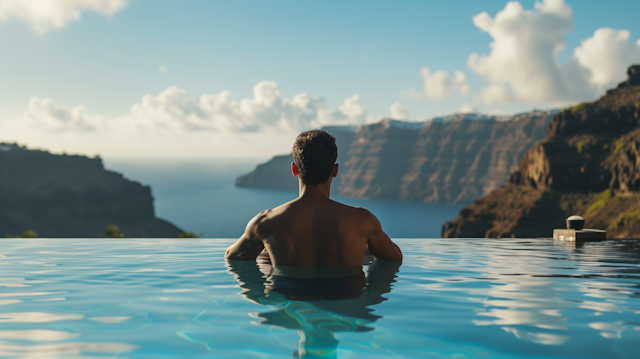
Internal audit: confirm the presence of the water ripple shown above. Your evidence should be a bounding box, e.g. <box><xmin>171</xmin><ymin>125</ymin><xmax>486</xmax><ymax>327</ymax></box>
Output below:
<box><xmin>0</xmin><ymin>238</ymin><xmax>638</xmax><ymax>358</ymax></box>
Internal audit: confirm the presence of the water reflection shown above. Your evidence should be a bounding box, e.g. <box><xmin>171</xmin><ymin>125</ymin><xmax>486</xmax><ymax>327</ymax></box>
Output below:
<box><xmin>471</xmin><ymin>239</ymin><xmax>640</xmax><ymax>346</ymax></box>
<box><xmin>0</xmin><ymin>312</ymin><xmax>84</xmax><ymax>323</ymax></box>
<box><xmin>0</xmin><ymin>329</ymin><xmax>80</xmax><ymax>341</ymax></box>
<box><xmin>472</xmin><ymin>260</ymin><xmax>572</xmax><ymax>345</ymax></box>
<box><xmin>0</xmin><ymin>340</ymin><xmax>136</xmax><ymax>358</ymax></box>
<box><xmin>226</xmin><ymin>259</ymin><xmax>400</xmax><ymax>358</ymax></box>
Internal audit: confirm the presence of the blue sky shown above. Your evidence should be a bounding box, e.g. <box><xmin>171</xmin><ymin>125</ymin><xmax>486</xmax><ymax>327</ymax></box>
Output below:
<box><xmin>1</xmin><ymin>0</ymin><xmax>639</xmax><ymax>158</ymax></box>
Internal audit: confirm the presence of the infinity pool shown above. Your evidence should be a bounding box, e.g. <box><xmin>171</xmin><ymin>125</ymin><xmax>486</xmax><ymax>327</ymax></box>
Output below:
<box><xmin>1</xmin><ymin>238</ymin><xmax>639</xmax><ymax>358</ymax></box>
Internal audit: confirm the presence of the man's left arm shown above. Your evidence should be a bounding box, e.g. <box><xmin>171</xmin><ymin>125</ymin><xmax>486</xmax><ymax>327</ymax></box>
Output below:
<box><xmin>225</xmin><ymin>213</ymin><xmax>266</xmax><ymax>260</ymax></box>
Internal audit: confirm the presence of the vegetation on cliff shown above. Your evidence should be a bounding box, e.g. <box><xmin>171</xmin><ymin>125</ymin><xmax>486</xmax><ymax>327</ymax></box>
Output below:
<box><xmin>5</xmin><ymin>230</ymin><xmax>38</xmax><ymax>238</ymax></box>
<box><xmin>443</xmin><ymin>65</ymin><xmax>640</xmax><ymax>238</ymax></box>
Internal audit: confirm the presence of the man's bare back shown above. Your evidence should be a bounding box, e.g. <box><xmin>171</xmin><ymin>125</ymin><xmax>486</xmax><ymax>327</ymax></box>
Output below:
<box><xmin>225</xmin><ymin>130</ymin><xmax>402</xmax><ymax>266</ymax></box>
<box><xmin>225</xmin><ymin>194</ymin><xmax>402</xmax><ymax>266</ymax></box>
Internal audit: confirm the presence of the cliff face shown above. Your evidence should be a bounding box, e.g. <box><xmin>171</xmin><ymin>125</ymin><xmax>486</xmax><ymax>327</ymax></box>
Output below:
<box><xmin>235</xmin><ymin>154</ymin><xmax>298</xmax><ymax>191</ymax></box>
<box><xmin>443</xmin><ymin>65</ymin><xmax>640</xmax><ymax>238</ymax></box>
<box><xmin>0</xmin><ymin>144</ymin><xmax>184</xmax><ymax>238</ymax></box>
<box><xmin>236</xmin><ymin>112</ymin><xmax>555</xmax><ymax>204</ymax></box>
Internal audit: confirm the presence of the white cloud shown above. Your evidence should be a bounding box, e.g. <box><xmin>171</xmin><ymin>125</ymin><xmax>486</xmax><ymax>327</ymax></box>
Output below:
<box><xmin>477</xmin><ymin>83</ymin><xmax>512</xmax><ymax>105</ymax></box>
<box><xmin>399</xmin><ymin>87</ymin><xmax>423</xmax><ymax>101</ymax></box>
<box><xmin>2</xmin><ymin>82</ymin><xmax>378</xmax><ymax>157</ymax></box>
<box><xmin>421</xmin><ymin>67</ymin><xmax>469</xmax><ymax>101</ymax></box>
<box><xmin>389</xmin><ymin>101</ymin><xmax>408</xmax><ymax>120</ymax></box>
<box><xmin>331</xmin><ymin>94</ymin><xmax>376</xmax><ymax>125</ymax></box>
<box><xmin>9</xmin><ymin>81</ymin><xmax>374</xmax><ymax>135</ymax></box>
<box><xmin>0</xmin><ymin>0</ymin><xmax>127</xmax><ymax>34</ymax></box>
<box><xmin>459</xmin><ymin>104</ymin><xmax>475</xmax><ymax>113</ymax></box>
<box><xmin>158</xmin><ymin>65</ymin><xmax>168</xmax><ymax>74</ymax></box>
<box><xmin>20</xmin><ymin>97</ymin><xmax>104</xmax><ymax>132</ymax></box>
<box><xmin>574</xmin><ymin>28</ymin><xmax>640</xmax><ymax>87</ymax></box>
<box><xmin>467</xmin><ymin>0</ymin><xmax>640</xmax><ymax>105</ymax></box>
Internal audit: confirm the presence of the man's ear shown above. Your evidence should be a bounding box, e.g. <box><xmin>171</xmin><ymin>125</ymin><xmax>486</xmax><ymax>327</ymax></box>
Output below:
<box><xmin>291</xmin><ymin>162</ymin><xmax>298</xmax><ymax>177</ymax></box>
<box><xmin>331</xmin><ymin>163</ymin><xmax>339</xmax><ymax>177</ymax></box>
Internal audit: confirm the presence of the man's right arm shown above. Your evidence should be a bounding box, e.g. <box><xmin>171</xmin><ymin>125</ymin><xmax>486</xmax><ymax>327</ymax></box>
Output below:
<box><xmin>363</xmin><ymin>210</ymin><xmax>403</xmax><ymax>260</ymax></box>
<box><xmin>224</xmin><ymin>212</ymin><xmax>266</xmax><ymax>260</ymax></box>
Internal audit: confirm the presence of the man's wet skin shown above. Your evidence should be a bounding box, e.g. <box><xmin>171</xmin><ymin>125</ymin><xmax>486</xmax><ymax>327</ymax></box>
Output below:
<box><xmin>225</xmin><ymin>161</ymin><xmax>403</xmax><ymax>266</ymax></box>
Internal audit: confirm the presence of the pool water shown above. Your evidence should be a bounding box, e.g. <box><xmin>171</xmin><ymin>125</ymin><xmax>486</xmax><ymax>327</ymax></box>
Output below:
<box><xmin>1</xmin><ymin>238</ymin><xmax>639</xmax><ymax>358</ymax></box>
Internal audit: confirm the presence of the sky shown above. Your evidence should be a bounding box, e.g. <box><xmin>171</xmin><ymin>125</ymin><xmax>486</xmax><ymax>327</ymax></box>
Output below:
<box><xmin>1</xmin><ymin>0</ymin><xmax>640</xmax><ymax>158</ymax></box>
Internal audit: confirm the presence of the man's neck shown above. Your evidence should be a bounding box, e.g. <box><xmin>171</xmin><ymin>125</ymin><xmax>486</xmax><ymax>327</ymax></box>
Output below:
<box><xmin>298</xmin><ymin>179</ymin><xmax>332</xmax><ymax>200</ymax></box>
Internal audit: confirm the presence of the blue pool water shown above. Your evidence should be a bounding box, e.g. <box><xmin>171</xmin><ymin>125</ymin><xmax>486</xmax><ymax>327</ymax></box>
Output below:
<box><xmin>1</xmin><ymin>238</ymin><xmax>639</xmax><ymax>358</ymax></box>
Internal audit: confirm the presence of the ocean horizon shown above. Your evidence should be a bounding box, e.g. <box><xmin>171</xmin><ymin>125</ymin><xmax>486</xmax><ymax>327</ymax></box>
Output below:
<box><xmin>103</xmin><ymin>158</ymin><xmax>466</xmax><ymax>238</ymax></box>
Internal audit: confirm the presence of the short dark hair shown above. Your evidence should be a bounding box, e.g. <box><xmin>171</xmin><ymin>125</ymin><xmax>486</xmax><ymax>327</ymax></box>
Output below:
<box><xmin>292</xmin><ymin>130</ymin><xmax>338</xmax><ymax>186</ymax></box>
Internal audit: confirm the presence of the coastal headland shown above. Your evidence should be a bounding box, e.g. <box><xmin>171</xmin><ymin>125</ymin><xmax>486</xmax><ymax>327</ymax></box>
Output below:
<box><xmin>0</xmin><ymin>144</ymin><xmax>184</xmax><ymax>238</ymax></box>
<box><xmin>443</xmin><ymin>65</ymin><xmax>640</xmax><ymax>238</ymax></box>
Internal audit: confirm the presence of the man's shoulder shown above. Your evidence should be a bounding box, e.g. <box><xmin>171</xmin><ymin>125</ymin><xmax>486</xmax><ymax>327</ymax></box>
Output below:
<box><xmin>245</xmin><ymin>208</ymin><xmax>274</xmax><ymax>235</ymax></box>
<box><xmin>247</xmin><ymin>201</ymin><xmax>293</xmax><ymax>235</ymax></box>
<box><xmin>253</xmin><ymin>199</ymin><xmax>295</xmax><ymax>221</ymax></box>
<box><xmin>330</xmin><ymin>200</ymin><xmax>378</xmax><ymax>221</ymax></box>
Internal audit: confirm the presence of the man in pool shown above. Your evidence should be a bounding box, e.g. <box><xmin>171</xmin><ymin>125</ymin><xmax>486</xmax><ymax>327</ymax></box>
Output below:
<box><xmin>225</xmin><ymin>129</ymin><xmax>403</xmax><ymax>266</ymax></box>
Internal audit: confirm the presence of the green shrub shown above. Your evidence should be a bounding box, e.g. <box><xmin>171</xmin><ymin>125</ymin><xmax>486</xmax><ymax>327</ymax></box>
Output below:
<box><xmin>21</xmin><ymin>230</ymin><xmax>37</xmax><ymax>238</ymax></box>
<box><xmin>178</xmin><ymin>232</ymin><xmax>202</xmax><ymax>238</ymax></box>
<box><xmin>572</xmin><ymin>103</ymin><xmax>587</xmax><ymax>113</ymax></box>
<box><xmin>5</xmin><ymin>230</ymin><xmax>38</xmax><ymax>238</ymax></box>
<box><xmin>105</xmin><ymin>225</ymin><xmax>125</xmax><ymax>238</ymax></box>
<box><xmin>585</xmin><ymin>189</ymin><xmax>612</xmax><ymax>216</ymax></box>
<box><xmin>610</xmin><ymin>208</ymin><xmax>640</xmax><ymax>229</ymax></box>
<box><xmin>614</xmin><ymin>139</ymin><xmax>626</xmax><ymax>154</ymax></box>
<box><xmin>560</xmin><ymin>198</ymin><xmax>584</xmax><ymax>214</ymax></box>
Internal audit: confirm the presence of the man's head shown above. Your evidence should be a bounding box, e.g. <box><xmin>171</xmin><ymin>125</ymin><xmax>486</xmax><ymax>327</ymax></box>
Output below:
<box><xmin>292</xmin><ymin>130</ymin><xmax>338</xmax><ymax>186</ymax></box>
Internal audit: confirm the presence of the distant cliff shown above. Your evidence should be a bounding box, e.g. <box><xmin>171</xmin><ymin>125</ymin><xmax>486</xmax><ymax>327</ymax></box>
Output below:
<box><xmin>236</xmin><ymin>111</ymin><xmax>556</xmax><ymax>203</ymax></box>
<box><xmin>442</xmin><ymin>65</ymin><xmax>640</xmax><ymax>238</ymax></box>
<box><xmin>0</xmin><ymin>144</ymin><xmax>184</xmax><ymax>238</ymax></box>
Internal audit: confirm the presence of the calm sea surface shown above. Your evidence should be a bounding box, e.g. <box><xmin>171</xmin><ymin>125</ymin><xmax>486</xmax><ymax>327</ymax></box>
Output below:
<box><xmin>103</xmin><ymin>158</ymin><xmax>466</xmax><ymax>238</ymax></box>
<box><xmin>1</xmin><ymin>238</ymin><xmax>639</xmax><ymax>358</ymax></box>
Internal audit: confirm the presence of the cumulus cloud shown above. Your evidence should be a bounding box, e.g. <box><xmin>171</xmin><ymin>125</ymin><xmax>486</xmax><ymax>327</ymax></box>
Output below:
<box><xmin>399</xmin><ymin>87</ymin><xmax>423</xmax><ymax>101</ymax></box>
<box><xmin>477</xmin><ymin>83</ymin><xmax>513</xmax><ymax>105</ymax></box>
<box><xmin>0</xmin><ymin>0</ymin><xmax>127</xmax><ymax>34</ymax></box>
<box><xmin>11</xmin><ymin>81</ymin><xmax>375</xmax><ymax>134</ymax></box>
<box><xmin>331</xmin><ymin>94</ymin><xmax>376</xmax><ymax>125</ymax></box>
<box><xmin>459</xmin><ymin>104</ymin><xmax>476</xmax><ymax>113</ymax></box>
<box><xmin>574</xmin><ymin>28</ymin><xmax>640</xmax><ymax>87</ymax></box>
<box><xmin>389</xmin><ymin>102</ymin><xmax>408</xmax><ymax>120</ymax></box>
<box><xmin>421</xmin><ymin>67</ymin><xmax>469</xmax><ymax>101</ymax></box>
<box><xmin>467</xmin><ymin>0</ymin><xmax>640</xmax><ymax>105</ymax></box>
<box><xmin>20</xmin><ymin>97</ymin><xmax>104</xmax><ymax>132</ymax></box>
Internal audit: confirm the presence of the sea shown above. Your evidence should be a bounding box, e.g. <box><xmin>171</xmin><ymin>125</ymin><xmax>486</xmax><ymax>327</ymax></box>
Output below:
<box><xmin>103</xmin><ymin>158</ymin><xmax>466</xmax><ymax>238</ymax></box>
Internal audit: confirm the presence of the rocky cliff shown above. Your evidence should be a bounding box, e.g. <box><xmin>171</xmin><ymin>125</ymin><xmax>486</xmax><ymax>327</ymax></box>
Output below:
<box><xmin>236</xmin><ymin>112</ymin><xmax>556</xmax><ymax>203</ymax></box>
<box><xmin>442</xmin><ymin>65</ymin><xmax>640</xmax><ymax>238</ymax></box>
<box><xmin>0</xmin><ymin>144</ymin><xmax>184</xmax><ymax>238</ymax></box>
